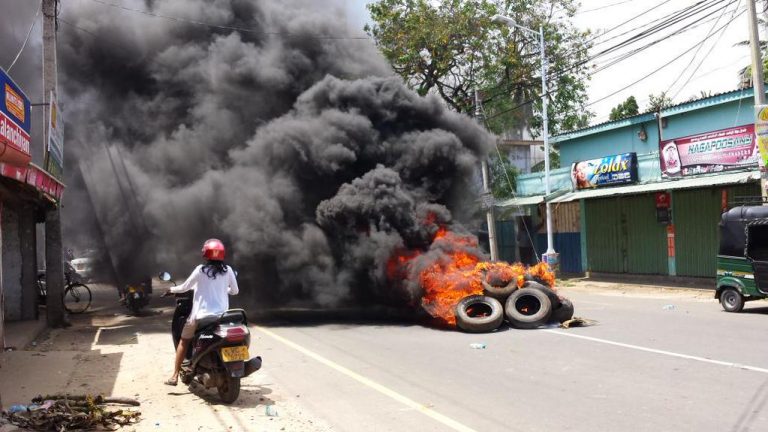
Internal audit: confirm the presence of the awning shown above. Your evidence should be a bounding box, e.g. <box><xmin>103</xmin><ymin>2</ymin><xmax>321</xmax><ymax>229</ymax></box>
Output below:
<box><xmin>495</xmin><ymin>195</ymin><xmax>545</xmax><ymax>208</ymax></box>
<box><xmin>550</xmin><ymin>170</ymin><xmax>760</xmax><ymax>203</ymax></box>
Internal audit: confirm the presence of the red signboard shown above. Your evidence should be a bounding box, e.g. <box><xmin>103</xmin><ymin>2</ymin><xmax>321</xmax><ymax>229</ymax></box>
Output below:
<box><xmin>655</xmin><ymin>192</ymin><xmax>671</xmax><ymax>209</ymax></box>
<box><xmin>0</xmin><ymin>68</ymin><xmax>32</xmax><ymax>166</ymax></box>
<box><xmin>660</xmin><ymin>124</ymin><xmax>758</xmax><ymax>177</ymax></box>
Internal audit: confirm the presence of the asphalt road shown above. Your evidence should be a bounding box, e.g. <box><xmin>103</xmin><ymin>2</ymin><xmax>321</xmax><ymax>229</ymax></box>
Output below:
<box><xmin>253</xmin><ymin>287</ymin><xmax>768</xmax><ymax>432</ymax></box>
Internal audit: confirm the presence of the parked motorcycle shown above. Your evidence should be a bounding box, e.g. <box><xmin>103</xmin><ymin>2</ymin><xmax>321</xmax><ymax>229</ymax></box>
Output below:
<box><xmin>159</xmin><ymin>271</ymin><xmax>261</xmax><ymax>403</ymax></box>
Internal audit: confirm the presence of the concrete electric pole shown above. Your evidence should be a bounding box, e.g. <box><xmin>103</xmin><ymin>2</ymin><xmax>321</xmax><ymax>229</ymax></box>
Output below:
<box><xmin>475</xmin><ymin>89</ymin><xmax>499</xmax><ymax>262</ymax></box>
<box><xmin>42</xmin><ymin>0</ymin><xmax>66</xmax><ymax>327</ymax></box>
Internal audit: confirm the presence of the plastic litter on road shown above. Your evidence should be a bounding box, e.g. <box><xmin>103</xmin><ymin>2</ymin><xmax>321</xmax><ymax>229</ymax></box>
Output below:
<box><xmin>469</xmin><ymin>343</ymin><xmax>487</xmax><ymax>349</ymax></box>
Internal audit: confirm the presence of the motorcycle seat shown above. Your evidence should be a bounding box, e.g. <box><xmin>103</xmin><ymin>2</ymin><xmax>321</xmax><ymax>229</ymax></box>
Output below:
<box><xmin>196</xmin><ymin>315</ymin><xmax>220</xmax><ymax>331</ymax></box>
<box><xmin>195</xmin><ymin>309</ymin><xmax>248</xmax><ymax>334</ymax></box>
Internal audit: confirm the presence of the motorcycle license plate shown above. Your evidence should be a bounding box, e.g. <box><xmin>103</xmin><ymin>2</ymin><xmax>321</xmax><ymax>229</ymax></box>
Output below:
<box><xmin>133</xmin><ymin>293</ymin><xmax>140</xmax><ymax>299</ymax></box>
<box><xmin>220</xmin><ymin>346</ymin><xmax>248</xmax><ymax>362</ymax></box>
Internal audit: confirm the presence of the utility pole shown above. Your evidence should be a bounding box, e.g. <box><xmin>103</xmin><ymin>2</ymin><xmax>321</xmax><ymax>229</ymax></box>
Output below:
<box><xmin>475</xmin><ymin>89</ymin><xmax>499</xmax><ymax>262</ymax></box>
<box><xmin>42</xmin><ymin>0</ymin><xmax>66</xmax><ymax>327</ymax></box>
<box><xmin>749</xmin><ymin>0</ymin><xmax>768</xmax><ymax>203</ymax></box>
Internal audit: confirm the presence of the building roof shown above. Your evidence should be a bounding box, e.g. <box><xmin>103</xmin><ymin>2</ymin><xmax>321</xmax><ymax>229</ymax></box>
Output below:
<box><xmin>549</xmin><ymin>170</ymin><xmax>759</xmax><ymax>203</ymax></box>
<box><xmin>551</xmin><ymin>86</ymin><xmax>758</xmax><ymax>144</ymax></box>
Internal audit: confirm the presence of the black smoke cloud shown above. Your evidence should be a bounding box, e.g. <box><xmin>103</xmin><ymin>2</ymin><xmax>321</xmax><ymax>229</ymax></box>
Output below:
<box><xmin>59</xmin><ymin>0</ymin><xmax>492</xmax><ymax>307</ymax></box>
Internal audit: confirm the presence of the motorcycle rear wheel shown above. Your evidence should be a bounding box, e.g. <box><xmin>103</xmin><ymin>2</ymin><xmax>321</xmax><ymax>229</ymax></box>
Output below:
<box><xmin>217</xmin><ymin>375</ymin><xmax>241</xmax><ymax>404</ymax></box>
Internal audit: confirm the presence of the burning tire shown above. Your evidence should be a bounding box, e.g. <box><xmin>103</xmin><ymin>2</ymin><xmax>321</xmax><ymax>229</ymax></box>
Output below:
<box><xmin>455</xmin><ymin>295</ymin><xmax>504</xmax><ymax>333</ymax></box>
<box><xmin>481</xmin><ymin>280</ymin><xmax>517</xmax><ymax>300</ymax></box>
<box><xmin>504</xmin><ymin>288</ymin><xmax>553</xmax><ymax>329</ymax></box>
<box><xmin>551</xmin><ymin>298</ymin><xmax>574</xmax><ymax>323</ymax></box>
<box><xmin>523</xmin><ymin>281</ymin><xmax>561</xmax><ymax>309</ymax></box>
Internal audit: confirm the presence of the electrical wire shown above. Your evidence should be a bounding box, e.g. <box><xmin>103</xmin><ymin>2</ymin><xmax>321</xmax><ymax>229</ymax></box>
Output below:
<box><xmin>87</xmin><ymin>0</ymin><xmax>371</xmax><ymax>40</ymax></box>
<box><xmin>7</xmin><ymin>0</ymin><xmax>42</xmax><ymax>73</ymax></box>
<box><xmin>585</xmin><ymin>8</ymin><xmax>745</xmax><ymax>108</ymax></box>
<box><xmin>484</xmin><ymin>1</ymin><xmax>739</xmax><ymax>121</ymax></box>
<box><xmin>578</xmin><ymin>0</ymin><xmax>636</xmax><ymax>14</ymax></box>
<box><xmin>670</xmin><ymin>0</ymin><xmax>743</xmax><ymax>100</ymax></box>
<box><xmin>482</xmin><ymin>0</ymin><xmax>728</xmax><ymax>105</ymax></box>
<box><xmin>663</xmin><ymin>0</ymin><xmax>735</xmax><ymax>97</ymax></box>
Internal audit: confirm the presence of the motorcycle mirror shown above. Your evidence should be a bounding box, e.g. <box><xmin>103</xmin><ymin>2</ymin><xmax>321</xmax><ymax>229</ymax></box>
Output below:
<box><xmin>159</xmin><ymin>271</ymin><xmax>172</xmax><ymax>282</ymax></box>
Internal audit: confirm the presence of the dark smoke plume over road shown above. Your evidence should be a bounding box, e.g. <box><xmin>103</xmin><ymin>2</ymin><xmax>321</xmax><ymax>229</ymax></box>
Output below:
<box><xmin>59</xmin><ymin>0</ymin><xmax>492</xmax><ymax>308</ymax></box>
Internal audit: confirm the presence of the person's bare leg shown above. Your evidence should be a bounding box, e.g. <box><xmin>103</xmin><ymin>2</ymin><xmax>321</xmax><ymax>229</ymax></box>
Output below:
<box><xmin>166</xmin><ymin>339</ymin><xmax>189</xmax><ymax>385</ymax></box>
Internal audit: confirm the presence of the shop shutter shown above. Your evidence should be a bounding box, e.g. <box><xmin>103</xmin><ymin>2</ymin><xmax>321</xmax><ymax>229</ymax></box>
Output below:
<box><xmin>675</xmin><ymin>183</ymin><xmax>760</xmax><ymax>277</ymax></box>
<box><xmin>585</xmin><ymin>197</ymin><xmax>624</xmax><ymax>273</ymax></box>
<box><xmin>585</xmin><ymin>194</ymin><xmax>667</xmax><ymax>274</ymax></box>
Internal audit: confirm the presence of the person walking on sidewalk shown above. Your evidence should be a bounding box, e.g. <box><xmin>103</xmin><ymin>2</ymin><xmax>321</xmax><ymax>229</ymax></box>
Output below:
<box><xmin>164</xmin><ymin>239</ymin><xmax>239</xmax><ymax>386</ymax></box>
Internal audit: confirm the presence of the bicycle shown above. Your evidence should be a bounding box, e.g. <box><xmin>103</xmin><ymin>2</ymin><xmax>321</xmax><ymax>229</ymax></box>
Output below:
<box><xmin>37</xmin><ymin>264</ymin><xmax>92</xmax><ymax>314</ymax></box>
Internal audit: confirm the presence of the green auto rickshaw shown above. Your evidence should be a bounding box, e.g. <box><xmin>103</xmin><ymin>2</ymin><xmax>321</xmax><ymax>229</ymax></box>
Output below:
<box><xmin>716</xmin><ymin>206</ymin><xmax>768</xmax><ymax>312</ymax></box>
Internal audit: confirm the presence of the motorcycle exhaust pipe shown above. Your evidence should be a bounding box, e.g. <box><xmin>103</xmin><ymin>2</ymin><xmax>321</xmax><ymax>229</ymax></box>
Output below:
<box><xmin>243</xmin><ymin>356</ymin><xmax>262</xmax><ymax>377</ymax></box>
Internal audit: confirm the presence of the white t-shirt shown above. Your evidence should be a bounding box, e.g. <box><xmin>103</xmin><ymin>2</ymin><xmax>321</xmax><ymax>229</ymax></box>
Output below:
<box><xmin>170</xmin><ymin>264</ymin><xmax>239</xmax><ymax>321</ymax></box>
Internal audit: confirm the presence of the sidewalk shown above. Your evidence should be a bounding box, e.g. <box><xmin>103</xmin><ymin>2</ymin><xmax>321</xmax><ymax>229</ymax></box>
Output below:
<box><xmin>3</xmin><ymin>315</ymin><xmax>47</xmax><ymax>351</ymax></box>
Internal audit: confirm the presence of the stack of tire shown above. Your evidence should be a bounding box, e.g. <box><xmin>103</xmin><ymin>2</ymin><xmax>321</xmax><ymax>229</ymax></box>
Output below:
<box><xmin>455</xmin><ymin>276</ymin><xmax>574</xmax><ymax>333</ymax></box>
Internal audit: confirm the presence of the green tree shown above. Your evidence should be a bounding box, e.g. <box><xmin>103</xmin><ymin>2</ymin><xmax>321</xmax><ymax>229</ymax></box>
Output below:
<box><xmin>609</xmin><ymin>96</ymin><xmax>639</xmax><ymax>121</ymax></box>
<box><xmin>489</xmin><ymin>152</ymin><xmax>518</xmax><ymax>199</ymax></box>
<box><xmin>647</xmin><ymin>92</ymin><xmax>673</xmax><ymax>112</ymax></box>
<box><xmin>365</xmin><ymin>0</ymin><xmax>593</xmax><ymax>137</ymax></box>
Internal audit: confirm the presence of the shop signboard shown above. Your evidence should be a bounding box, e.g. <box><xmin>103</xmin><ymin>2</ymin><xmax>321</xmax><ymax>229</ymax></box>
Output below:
<box><xmin>0</xmin><ymin>67</ymin><xmax>31</xmax><ymax>166</ymax></box>
<box><xmin>660</xmin><ymin>125</ymin><xmax>758</xmax><ymax>177</ymax></box>
<box><xmin>571</xmin><ymin>152</ymin><xmax>638</xmax><ymax>190</ymax></box>
<box><xmin>46</xmin><ymin>91</ymin><xmax>64</xmax><ymax>179</ymax></box>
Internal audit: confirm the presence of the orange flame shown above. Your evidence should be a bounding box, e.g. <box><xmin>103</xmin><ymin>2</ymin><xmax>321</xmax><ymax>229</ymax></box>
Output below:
<box><xmin>386</xmin><ymin>216</ymin><xmax>556</xmax><ymax>327</ymax></box>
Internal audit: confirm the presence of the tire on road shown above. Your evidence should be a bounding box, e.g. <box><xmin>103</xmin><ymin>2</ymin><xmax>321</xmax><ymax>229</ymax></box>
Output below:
<box><xmin>455</xmin><ymin>295</ymin><xmax>504</xmax><ymax>333</ymax></box>
<box><xmin>523</xmin><ymin>281</ymin><xmax>561</xmax><ymax>309</ymax></box>
<box><xmin>481</xmin><ymin>279</ymin><xmax>517</xmax><ymax>301</ymax></box>
<box><xmin>720</xmin><ymin>287</ymin><xmax>744</xmax><ymax>313</ymax></box>
<box><xmin>505</xmin><ymin>287</ymin><xmax>553</xmax><ymax>329</ymax></box>
<box><xmin>551</xmin><ymin>297</ymin><xmax>574</xmax><ymax>323</ymax></box>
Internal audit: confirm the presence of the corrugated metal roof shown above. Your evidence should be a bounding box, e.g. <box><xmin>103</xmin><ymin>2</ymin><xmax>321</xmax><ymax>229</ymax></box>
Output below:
<box><xmin>550</xmin><ymin>170</ymin><xmax>759</xmax><ymax>203</ymax></box>
<box><xmin>551</xmin><ymin>86</ymin><xmax>758</xmax><ymax>143</ymax></box>
<box><xmin>495</xmin><ymin>195</ymin><xmax>545</xmax><ymax>208</ymax></box>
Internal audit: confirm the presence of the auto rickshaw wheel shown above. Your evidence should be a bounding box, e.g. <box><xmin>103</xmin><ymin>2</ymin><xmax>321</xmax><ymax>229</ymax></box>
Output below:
<box><xmin>720</xmin><ymin>287</ymin><xmax>745</xmax><ymax>313</ymax></box>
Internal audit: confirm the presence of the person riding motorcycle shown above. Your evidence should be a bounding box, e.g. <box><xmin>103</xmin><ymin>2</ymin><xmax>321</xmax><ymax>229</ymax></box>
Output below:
<box><xmin>164</xmin><ymin>239</ymin><xmax>239</xmax><ymax>386</ymax></box>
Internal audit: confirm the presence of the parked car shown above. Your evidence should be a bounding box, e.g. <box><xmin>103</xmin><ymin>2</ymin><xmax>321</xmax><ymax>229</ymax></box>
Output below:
<box><xmin>70</xmin><ymin>257</ymin><xmax>94</xmax><ymax>282</ymax></box>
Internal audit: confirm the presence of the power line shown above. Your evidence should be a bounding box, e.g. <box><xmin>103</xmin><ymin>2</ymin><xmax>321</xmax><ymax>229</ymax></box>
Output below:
<box><xmin>669</xmin><ymin>0</ymin><xmax>743</xmax><ymax>100</ymax></box>
<box><xmin>588</xmin><ymin>1</ymin><xmax>740</xmax><ymax>77</ymax></box>
<box><xmin>663</xmin><ymin>0</ymin><xmax>733</xmax><ymax>96</ymax></box>
<box><xmin>585</xmin><ymin>9</ymin><xmax>746</xmax><ymax>108</ymax></box>
<box><xmin>579</xmin><ymin>0</ymin><xmax>638</xmax><ymax>15</ymax></box>
<box><xmin>58</xmin><ymin>17</ymin><xmax>98</xmax><ymax>38</ymax></box>
<box><xmin>486</xmin><ymin>7</ymin><xmax>745</xmax><ymax>121</ymax></box>
<box><xmin>87</xmin><ymin>0</ymin><xmax>371</xmax><ymax>40</ymax></box>
<box><xmin>7</xmin><ymin>0</ymin><xmax>42</xmax><ymax>73</ymax></box>
<box><xmin>482</xmin><ymin>0</ymin><xmax>727</xmax><ymax>105</ymax></box>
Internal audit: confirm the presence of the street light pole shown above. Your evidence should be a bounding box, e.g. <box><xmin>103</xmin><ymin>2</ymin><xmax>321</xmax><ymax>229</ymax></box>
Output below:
<box><xmin>491</xmin><ymin>15</ymin><xmax>557</xmax><ymax>266</ymax></box>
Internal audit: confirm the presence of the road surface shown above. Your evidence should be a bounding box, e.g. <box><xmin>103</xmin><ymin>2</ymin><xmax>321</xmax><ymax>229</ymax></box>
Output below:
<box><xmin>2</xmin><ymin>282</ymin><xmax>767</xmax><ymax>431</ymax></box>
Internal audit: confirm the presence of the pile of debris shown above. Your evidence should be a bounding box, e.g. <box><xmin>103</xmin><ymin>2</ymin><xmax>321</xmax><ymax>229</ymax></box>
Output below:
<box><xmin>454</xmin><ymin>265</ymin><xmax>576</xmax><ymax>333</ymax></box>
<box><xmin>2</xmin><ymin>394</ymin><xmax>141</xmax><ymax>431</ymax></box>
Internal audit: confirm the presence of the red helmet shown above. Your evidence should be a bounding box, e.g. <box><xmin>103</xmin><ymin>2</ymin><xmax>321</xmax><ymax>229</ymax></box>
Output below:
<box><xmin>202</xmin><ymin>238</ymin><xmax>226</xmax><ymax>261</ymax></box>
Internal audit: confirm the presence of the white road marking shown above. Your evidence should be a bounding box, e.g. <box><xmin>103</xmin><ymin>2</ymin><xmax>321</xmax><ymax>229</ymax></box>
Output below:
<box><xmin>254</xmin><ymin>326</ymin><xmax>478</xmax><ymax>432</ymax></box>
<box><xmin>544</xmin><ymin>329</ymin><xmax>768</xmax><ymax>374</ymax></box>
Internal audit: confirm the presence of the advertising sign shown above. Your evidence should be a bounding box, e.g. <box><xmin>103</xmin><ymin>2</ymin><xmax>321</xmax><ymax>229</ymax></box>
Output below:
<box><xmin>0</xmin><ymin>67</ymin><xmax>31</xmax><ymax>166</ymax></box>
<box><xmin>571</xmin><ymin>152</ymin><xmax>638</xmax><ymax>190</ymax></box>
<box><xmin>755</xmin><ymin>106</ymin><xmax>768</xmax><ymax>171</ymax></box>
<box><xmin>46</xmin><ymin>91</ymin><xmax>64</xmax><ymax>179</ymax></box>
<box><xmin>660</xmin><ymin>125</ymin><xmax>758</xmax><ymax>177</ymax></box>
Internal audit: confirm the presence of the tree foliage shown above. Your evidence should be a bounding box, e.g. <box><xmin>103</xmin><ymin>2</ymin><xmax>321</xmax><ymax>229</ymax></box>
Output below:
<box><xmin>365</xmin><ymin>0</ymin><xmax>593</xmax><ymax>136</ymax></box>
<box><xmin>647</xmin><ymin>92</ymin><xmax>673</xmax><ymax>112</ymax></box>
<box><xmin>489</xmin><ymin>152</ymin><xmax>518</xmax><ymax>199</ymax></box>
<box><xmin>609</xmin><ymin>96</ymin><xmax>639</xmax><ymax>121</ymax></box>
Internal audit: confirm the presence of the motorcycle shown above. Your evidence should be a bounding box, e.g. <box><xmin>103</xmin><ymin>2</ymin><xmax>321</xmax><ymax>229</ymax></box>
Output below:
<box><xmin>159</xmin><ymin>271</ymin><xmax>261</xmax><ymax>403</ymax></box>
<box><xmin>124</xmin><ymin>281</ymin><xmax>151</xmax><ymax>315</ymax></box>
